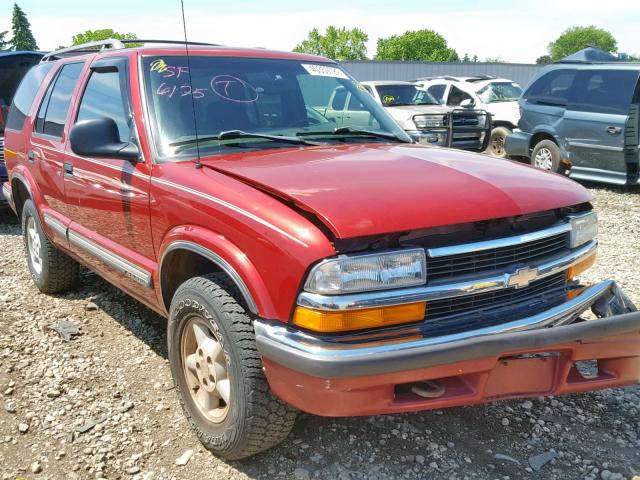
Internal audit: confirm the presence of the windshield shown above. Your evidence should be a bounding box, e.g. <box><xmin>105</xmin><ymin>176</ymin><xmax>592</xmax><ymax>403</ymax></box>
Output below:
<box><xmin>374</xmin><ymin>85</ymin><xmax>439</xmax><ymax>107</ymax></box>
<box><xmin>476</xmin><ymin>81</ymin><xmax>523</xmax><ymax>103</ymax></box>
<box><xmin>141</xmin><ymin>56</ymin><xmax>410</xmax><ymax>160</ymax></box>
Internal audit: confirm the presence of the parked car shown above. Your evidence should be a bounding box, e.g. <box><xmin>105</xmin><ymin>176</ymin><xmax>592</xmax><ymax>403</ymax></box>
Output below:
<box><xmin>506</xmin><ymin>48</ymin><xmax>640</xmax><ymax>185</ymax></box>
<box><xmin>414</xmin><ymin>76</ymin><xmax>523</xmax><ymax>158</ymax></box>
<box><xmin>356</xmin><ymin>80</ymin><xmax>491</xmax><ymax>151</ymax></box>
<box><xmin>3</xmin><ymin>40</ymin><xmax>640</xmax><ymax>460</ymax></box>
<box><xmin>0</xmin><ymin>51</ymin><xmax>44</xmax><ymax>209</ymax></box>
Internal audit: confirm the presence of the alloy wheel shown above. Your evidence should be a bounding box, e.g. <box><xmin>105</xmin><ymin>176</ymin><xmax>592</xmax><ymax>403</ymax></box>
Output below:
<box><xmin>181</xmin><ymin>316</ymin><xmax>231</xmax><ymax>423</ymax></box>
<box><xmin>26</xmin><ymin>217</ymin><xmax>43</xmax><ymax>275</ymax></box>
<box><xmin>534</xmin><ymin>147</ymin><xmax>554</xmax><ymax>170</ymax></box>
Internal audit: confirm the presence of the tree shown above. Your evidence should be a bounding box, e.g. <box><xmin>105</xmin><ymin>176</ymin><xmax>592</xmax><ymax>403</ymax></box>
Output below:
<box><xmin>485</xmin><ymin>56</ymin><xmax>506</xmax><ymax>63</ymax></box>
<box><xmin>375</xmin><ymin>29</ymin><xmax>459</xmax><ymax>62</ymax></box>
<box><xmin>293</xmin><ymin>26</ymin><xmax>368</xmax><ymax>61</ymax></box>
<box><xmin>10</xmin><ymin>3</ymin><xmax>38</xmax><ymax>51</ymax></box>
<box><xmin>72</xmin><ymin>29</ymin><xmax>139</xmax><ymax>47</ymax></box>
<box><xmin>548</xmin><ymin>26</ymin><xmax>617</xmax><ymax>61</ymax></box>
<box><xmin>536</xmin><ymin>55</ymin><xmax>552</xmax><ymax>65</ymax></box>
<box><xmin>0</xmin><ymin>31</ymin><xmax>9</xmax><ymax>50</ymax></box>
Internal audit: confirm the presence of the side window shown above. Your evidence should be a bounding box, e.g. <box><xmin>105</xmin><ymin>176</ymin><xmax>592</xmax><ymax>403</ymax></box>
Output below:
<box><xmin>76</xmin><ymin>70</ymin><xmax>130</xmax><ymax>142</ymax></box>
<box><xmin>331</xmin><ymin>87</ymin><xmax>347</xmax><ymax>110</ymax></box>
<box><xmin>427</xmin><ymin>84</ymin><xmax>446</xmax><ymax>103</ymax></box>
<box><xmin>5</xmin><ymin>63</ymin><xmax>54</xmax><ymax>132</ymax></box>
<box><xmin>347</xmin><ymin>93</ymin><xmax>367</xmax><ymax>111</ymax></box>
<box><xmin>568</xmin><ymin>70</ymin><xmax>639</xmax><ymax>115</ymax></box>
<box><xmin>447</xmin><ymin>85</ymin><xmax>473</xmax><ymax>106</ymax></box>
<box><xmin>363</xmin><ymin>84</ymin><xmax>374</xmax><ymax>95</ymax></box>
<box><xmin>35</xmin><ymin>62</ymin><xmax>84</xmax><ymax>138</ymax></box>
<box><xmin>523</xmin><ymin>69</ymin><xmax>576</xmax><ymax>106</ymax></box>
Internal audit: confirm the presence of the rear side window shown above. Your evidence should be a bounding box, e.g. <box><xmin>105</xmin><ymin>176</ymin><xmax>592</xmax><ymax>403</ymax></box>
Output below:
<box><xmin>427</xmin><ymin>84</ymin><xmax>446</xmax><ymax>103</ymax></box>
<box><xmin>523</xmin><ymin>69</ymin><xmax>576</xmax><ymax>106</ymax></box>
<box><xmin>568</xmin><ymin>70</ymin><xmax>640</xmax><ymax>115</ymax></box>
<box><xmin>35</xmin><ymin>62</ymin><xmax>84</xmax><ymax>138</ymax></box>
<box><xmin>5</xmin><ymin>63</ymin><xmax>54</xmax><ymax>131</ymax></box>
<box><xmin>76</xmin><ymin>71</ymin><xmax>130</xmax><ymax>142</ymax></box>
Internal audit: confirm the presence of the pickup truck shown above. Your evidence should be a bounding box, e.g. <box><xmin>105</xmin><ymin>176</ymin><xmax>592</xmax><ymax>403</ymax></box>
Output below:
<box><xmin>3</xmin><ymin>40</ymin><xmax>640</xmax><ymax>460</ymax></box>
<box><xmin>357</xmin><ymin>80</ymin><xmax>491</xmax><ymax>151</ymax></box>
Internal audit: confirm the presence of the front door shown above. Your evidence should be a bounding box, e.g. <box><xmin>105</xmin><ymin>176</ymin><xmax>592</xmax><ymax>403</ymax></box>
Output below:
<box><xmin>63</xmin><ymin>57</ymin><xmax>155</xmax><ymax>295</ymax></box>
<box><xmin>564</xmin><ymin>69</ymin><xmax>640</xmax><ymax>184</ymax></box>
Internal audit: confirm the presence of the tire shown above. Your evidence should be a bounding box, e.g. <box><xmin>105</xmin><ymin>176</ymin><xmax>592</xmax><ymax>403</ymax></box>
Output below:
<box><xmin>486</xmin><ymin>126</ymin><xmax>511</xmax><ymax>158</ymax></box>
<box><xmin>168</xmin><ymin>273</ymin><xmax>297</xmax><ymax>460</ymax></box>
<box><xmin>21</xmin><ymin>200</ymin><xmax>79</xmax><ymax>294</ymax></box>
<box><xmin>531</xmin><ymin>139</ymin><xmax>568</xmax><ymax>174</ymax></box>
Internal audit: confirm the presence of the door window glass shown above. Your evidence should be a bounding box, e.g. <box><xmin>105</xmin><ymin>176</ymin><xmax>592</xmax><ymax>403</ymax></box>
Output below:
<box><xmin>35</xmin><ymin>62</ymin><xmax>84</xmax><ymax>138</ymax></box>
<box><xmin>568</xmin><ymin>70</ymin><xmax>639</xmax><ymax>115</ymax></box>
<box><xmin>76</xmin><ymin>70</ymin><xmax>130</xmax><ymax>142</ymax></box>
<box><xmin>523</xmin><ymin>70</ymin><xmax>576</xmax><ymax>106</ymax></box>
<box><xmin>447</xmin><ymin>85</ymin><xmax>473</xmax><ymax>106</ymax></box>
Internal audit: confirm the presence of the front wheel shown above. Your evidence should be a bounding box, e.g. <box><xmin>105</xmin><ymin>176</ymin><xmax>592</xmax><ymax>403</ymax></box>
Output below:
<box><xmin>486</xmin><ymin>126</ymin><xmax>511</xmax><ymax>158</ymax></box>
<box><xmin>168</xmin><ymin>273</ymin><xmax>296</xmax><ymax>460</ymax></box>
<box><xmin>530</xmin><ymin>139</ymin><xmax>568</xmax><ymax>174</ymax></box>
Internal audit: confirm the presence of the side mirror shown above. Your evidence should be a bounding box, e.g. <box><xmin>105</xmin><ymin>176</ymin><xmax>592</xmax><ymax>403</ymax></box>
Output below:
<box><xmin>460</xmin><ymin>99</ymin><xmax>475</xmax><ymax>108</ymax></box>
<box><xmin>70</xmin><ymin>118</ymin><xmax>139</xmax><ymax>161</ymax></box>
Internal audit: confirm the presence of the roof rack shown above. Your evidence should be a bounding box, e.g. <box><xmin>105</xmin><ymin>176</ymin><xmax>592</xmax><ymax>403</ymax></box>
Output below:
<box><xmin>412</xmin><ymin>75</ymin><xmax>460</xmax><ymax>82</ymax></box>
<box><xmin>120</xmin><ymin>39</ymin><xmax>220</xmax><ymax>47</ymax></box>
<box><xmin>41</xmin><ymin>39</ymin><xmax>125</xmax><ymax>61</ymax></box>
<box><xmin>464</xmin><ymin>75</ymin><xmax>496</xmax><ymax>82</ymax></box>
<box><xmin>41</xmin><ymin>38</ymin><xmax>221</xmax><ymax>62</ymax></box>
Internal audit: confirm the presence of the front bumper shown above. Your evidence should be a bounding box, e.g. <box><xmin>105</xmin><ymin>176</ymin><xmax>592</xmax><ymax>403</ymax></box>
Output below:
<box><xmin>505</xmin><ymin>130</ymin><xmax>532</xmax><ymax>158</ymax></box>
<box><xmin>255</xmin><ymin>281</ymin><xmax>640</xmax><ymax>416</ymax></box>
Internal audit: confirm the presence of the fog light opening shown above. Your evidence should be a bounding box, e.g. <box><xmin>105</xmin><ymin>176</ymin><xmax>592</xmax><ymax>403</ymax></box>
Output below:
<box><xmin>574</xmin><ymin>359</ymin><xmax>599</xmax><ymax>380</ymax></box>
<box><xmin>410</xmin><ymin>380</ymin><xmax>446</xmax><ymax>399</ymax></box>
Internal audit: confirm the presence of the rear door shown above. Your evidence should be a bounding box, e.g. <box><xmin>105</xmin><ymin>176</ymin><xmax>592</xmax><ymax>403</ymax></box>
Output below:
<box><xmin>564</xmin><ymin>69</ymin><xmax>640</xmax><ymax>184</ymax></box>
<box><xmin>30</xmin><ymin>61</ymin><xmax>85</xmax><ymax>221</ymax></box>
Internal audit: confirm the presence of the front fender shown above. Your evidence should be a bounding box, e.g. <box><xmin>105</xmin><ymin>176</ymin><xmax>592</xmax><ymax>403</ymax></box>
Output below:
<box><xmin>157</xmin><ymin>225</ymin><xmax>281</xmax><ymax>320</ymax></box>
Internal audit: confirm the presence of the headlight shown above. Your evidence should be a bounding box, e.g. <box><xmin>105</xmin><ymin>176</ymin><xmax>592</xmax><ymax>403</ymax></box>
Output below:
<box><xmin>413</xmin><ymin>114</ymin><xmax>446</xmax><ymax>129</ymax></box>
<box><xmin>304</xmin><ymin>249</ymin><xmax>427</xmax><ymax>295</ymax></box>
<box><xmin>569</xmin><ymin>212</ymin><xmax>598</xmax><ymax>248</ymax></box>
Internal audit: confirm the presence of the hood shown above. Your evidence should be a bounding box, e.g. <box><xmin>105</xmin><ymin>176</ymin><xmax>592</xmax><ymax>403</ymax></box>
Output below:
<box><xmin>384</xmin><ymin>105</ymin><xmax>451</xmax><ymax>129</ymax></box>
<box><xmin>199</xmin><ymin>144</ymin><xmax>591</xmax><ymax>239</ymax></box>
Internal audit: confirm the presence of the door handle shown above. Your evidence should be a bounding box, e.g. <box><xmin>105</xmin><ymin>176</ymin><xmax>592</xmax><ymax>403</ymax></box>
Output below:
<box><xmin>63</xmin><ymin>161</ymin><xmax>74</xmax><ymax>176</ymax></box>
<box><xmin>27</xmin><ymin>150</ymin><xmax>36</xmax><ymax>163</ymax></box>
<box><xmin>606</xmin><ymin>126</ymin><xmax>622</xmax><ymax>134</ymax></box>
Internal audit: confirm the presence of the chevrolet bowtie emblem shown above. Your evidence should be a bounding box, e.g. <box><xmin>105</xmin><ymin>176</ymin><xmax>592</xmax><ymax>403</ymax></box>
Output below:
<box><xmin>506</xmin><ymin>267</ymin><xmax>539</xmax><ymax>289</ymax></box>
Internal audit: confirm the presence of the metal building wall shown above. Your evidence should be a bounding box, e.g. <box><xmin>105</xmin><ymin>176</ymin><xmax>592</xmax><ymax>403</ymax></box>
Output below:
<box><xmin>339</xmin><ymin>61</ymin><xmax>544</xmax><ymax>89</ymax></box>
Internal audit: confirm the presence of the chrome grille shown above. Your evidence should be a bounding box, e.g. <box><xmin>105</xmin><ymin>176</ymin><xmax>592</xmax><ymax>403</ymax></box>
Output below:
<box><xmin>0</xmin><ymin>136</ymin><xmax>4</xmax><ymax>163</ymax></box>
<box><xmin>427</xmin><ymin>272</ymin><xmax>567</xmax><ymax>320</ymax></box>
<box><xmin>0</xmin><ymin>136</ymin><xmax>6</xmax><ymax>183</ymax></box>
<box><xmin>427</xmin><ymin>232</ymin><xmax>569</xmax><ymax>281</ymax></box>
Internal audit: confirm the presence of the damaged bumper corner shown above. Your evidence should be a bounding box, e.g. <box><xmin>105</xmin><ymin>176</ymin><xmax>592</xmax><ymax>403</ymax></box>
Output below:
<box><xmin>255</xmin><ymin>281</ymin><xmax>640</xmax><ymax>416</ymax></box>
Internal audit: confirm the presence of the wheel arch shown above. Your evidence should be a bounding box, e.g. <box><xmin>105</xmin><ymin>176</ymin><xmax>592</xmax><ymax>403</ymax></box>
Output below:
<box><xmin>529</xmin><ymin>130</ymin><xmax>558</xmax><ymax>152</ymax></box>
<box><xmin>159</xmin><ymin>240</ymin><xmax>259</xmax><ymax>316</ymax></box>
<box><xmin>10</xmin><ymin>169</ymin><xmax>38</xmax><ymax>219</ymax></box>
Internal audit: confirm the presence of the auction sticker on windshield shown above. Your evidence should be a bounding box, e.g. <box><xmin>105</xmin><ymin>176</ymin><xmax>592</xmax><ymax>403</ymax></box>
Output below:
<box><xmin>302</xmin><ymin>64</ymin><xmax>349</xmax><ymax>79</ymax></box>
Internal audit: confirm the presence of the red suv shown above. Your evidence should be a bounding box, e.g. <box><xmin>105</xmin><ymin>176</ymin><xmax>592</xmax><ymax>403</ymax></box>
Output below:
<box><xmin>3</xmin><ymin>40</ymin><xmax>639</xmax><ymax>460</ymax></box>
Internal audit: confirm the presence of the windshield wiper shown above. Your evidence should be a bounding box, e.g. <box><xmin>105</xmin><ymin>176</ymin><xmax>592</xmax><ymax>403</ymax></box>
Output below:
<box><xmin>298</xmin><ymin>126</ymin><xmax>410</xmax><ymax>143</ymax></box>
<box><xmin>169</xmin><ymin>130</ymin><xmax>320</xmax><ymax>149</ymax></box>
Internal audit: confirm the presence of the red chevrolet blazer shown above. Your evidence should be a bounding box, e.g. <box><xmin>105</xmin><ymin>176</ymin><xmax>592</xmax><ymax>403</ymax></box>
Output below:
<box><xmin>2</xmin><ymin>40</ymin><xmax>639</xmax><ymax>460</ymax></box>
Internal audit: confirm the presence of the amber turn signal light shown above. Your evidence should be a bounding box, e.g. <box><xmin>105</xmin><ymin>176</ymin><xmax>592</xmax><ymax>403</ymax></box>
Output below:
<box><xmin>293</xmin><ymin>302</ymin><xmax>427</xmax><ymax>333</ymax></box>
<box><xmin>566</xmin><ymin>253</ymin><xmax>597</xmax><ymax>280</ymax></box>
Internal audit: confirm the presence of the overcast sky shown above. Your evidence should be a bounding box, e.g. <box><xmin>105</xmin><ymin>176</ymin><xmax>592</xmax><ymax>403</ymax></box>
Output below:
<box><xmin>1</xmin><ymin>0</ymin><xmax>638</xmax><ymax>63</ymax></box>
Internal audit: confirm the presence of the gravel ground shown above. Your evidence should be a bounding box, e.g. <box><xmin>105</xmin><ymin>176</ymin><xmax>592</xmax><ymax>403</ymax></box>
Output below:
<box><xmin>1</xmin><ymin>184</ymin><xmax>639</xmax><ymax>480</ymax></box>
